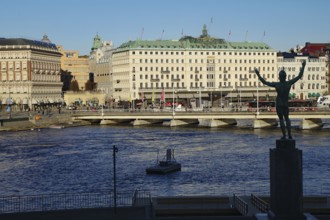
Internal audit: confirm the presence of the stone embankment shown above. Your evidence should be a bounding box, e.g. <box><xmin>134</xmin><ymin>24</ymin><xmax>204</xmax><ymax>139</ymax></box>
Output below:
<box><xmin>0</xmin><ymin>113</ymin><xmax>90</xmax><ymax>132</ymax></box>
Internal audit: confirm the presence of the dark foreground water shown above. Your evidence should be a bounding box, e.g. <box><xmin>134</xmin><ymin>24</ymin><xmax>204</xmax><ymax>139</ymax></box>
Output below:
<box><xmin>0</xmin><ymin>123</ymin><xmax>329</xmax><ymax>197</ymax></box>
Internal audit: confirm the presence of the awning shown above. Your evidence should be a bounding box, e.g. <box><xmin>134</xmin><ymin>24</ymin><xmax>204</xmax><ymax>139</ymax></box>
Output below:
<box><xmin>250</xmin><ymin>92</ymin><xmax>277</xmax><ymax>98</ymax></box>
<box><xmin>226</xmin><ymin>92</ymin><xmax>254</xmax><ymax>98</ymax></box>
<box><xmin>178</xmin><ymin>94</ymin><xmax>195</xmax><ymax>98</ymax></box>
<box><xmin>144</xmin><ymin>93</ymin><xmax>177</xmax><ymax>99</ymax></box>
<box><xmin>226</xmin><ymin>91</ymin><xmax>277</xmax><ymax>98</ymax></box>
<box><xmin>49</xmin><ymin>99</ymin><xmax>54</xmax><ymax>103</ymax></box>
<box><xmin>32</xmin><ymin>99</ymin><xmax>38</xmax><ymax>104</ymax></box>
<box><xmin>2</xmin><ymin>98</ymin><xmax>6</xmax><ymax>104</ymax></box>
<box><xmin>15</xmin><ymin>98</ymin><xmax>21</xmax><ymax>104</ymax></box>
<box><xmin>23</xmin><ymin>98</ymin><xmax>28</xmax><ymax>104</ymax></box>
<box><xmin>192</xmin><ymin>93</ymin><xmax>209</xmax><ymax>98</ymax></box>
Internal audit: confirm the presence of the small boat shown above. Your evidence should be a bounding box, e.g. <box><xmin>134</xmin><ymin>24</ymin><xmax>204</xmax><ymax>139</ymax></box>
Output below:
<box><xmin>146</xmin><ymin>149</ymin><xmax>181</xmax><ymax>174</ymax></box>
<box><xmin>49</xmin><ymin>124</ymin><xmax>64</xmax><ymax>129</ymax></box>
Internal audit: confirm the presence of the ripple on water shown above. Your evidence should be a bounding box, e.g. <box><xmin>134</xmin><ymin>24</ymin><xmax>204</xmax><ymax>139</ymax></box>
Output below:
<box><xmin>0</xmin><ymin>125</ymin><xmax>329</xmax><ymax>196</ymax></box>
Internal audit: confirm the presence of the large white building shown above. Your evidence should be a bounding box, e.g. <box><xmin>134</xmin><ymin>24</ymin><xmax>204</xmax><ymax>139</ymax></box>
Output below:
<box><xmin>112</xmin><ymin>25</ymin><xmax>278</xmax><ymax>107</ymax></box>
<box><xmin>111</xmin><ymin>26</ymin><xmax>327</xmax><ymax>108</ymax></box>
<box><xmin>0</xmin><ymin>35</ymin><xmax>62</xmax><ymax>111</ymax></box>
<box><xmin>277</xmin><ymin>52</ymin><xmax>327</xmax><ymax>100</ymax></box>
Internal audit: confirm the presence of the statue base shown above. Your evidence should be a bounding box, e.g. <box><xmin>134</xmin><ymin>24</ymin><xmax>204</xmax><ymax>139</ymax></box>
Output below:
<box><xmin>269</xmin><ymin>139</ymin><xmax>306</xmax><ymax>220</ymax></box>
<box><xmin>255</xmin><ymin>213</ymin><xmax>318</xmax><ymax>220</ymax></box>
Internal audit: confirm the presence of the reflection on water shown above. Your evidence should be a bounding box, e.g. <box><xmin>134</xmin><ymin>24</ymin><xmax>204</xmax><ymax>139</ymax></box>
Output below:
<box><xmin>0</xmin><ymin>124</ymin><xmax>329</xmax><ymax>197</ymax></box>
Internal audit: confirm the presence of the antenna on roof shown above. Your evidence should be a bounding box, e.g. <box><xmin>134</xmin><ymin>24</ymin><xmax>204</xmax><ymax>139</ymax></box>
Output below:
<box><xmin>209</xmin><ymin>17</ymin><xmax>213</xmax><ymax>35</ymax></box>
<box><xmin>244</xmin><ymin>30</ymin><xmax>248</xmax><ymax>42</ymax></box>
<box><xmin>140</xmin><ymin>27</ymin><xmax>144</xmax><ymax>40</ymax></box>
<box><xmin>160</xmin><ymin>29</ymin><xmax>164</xmax><ymax>40</ymax></box>
<box><xmin>261</xmin><ymin>31</ymin><xmax>266</xmax><ymax>42</ymax></box>
<box><xmin>227</xmin><ymin>30</ymin><xmax>231</xmax><ymax>41</ymax></box>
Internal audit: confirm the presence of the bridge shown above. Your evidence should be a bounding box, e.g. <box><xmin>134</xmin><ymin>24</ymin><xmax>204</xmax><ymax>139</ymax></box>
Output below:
<box><xmin>72</xmin><ymin>110</ymin><xmax>330</xmax><ymax>129</ymax></box>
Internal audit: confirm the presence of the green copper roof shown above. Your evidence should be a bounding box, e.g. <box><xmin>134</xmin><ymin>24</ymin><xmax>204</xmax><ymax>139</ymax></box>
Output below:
<box><xmin>91</xmin><ymin>34</ymin><xmax>102</xmax><ymax>51</ymax></box>
<box><xmin>117</xmin><ymin>39</ymin><xmax>272</xmax><ymax>51</ymax></box>
<box><xmin>117</xmin><ymin>25</ymin><xmax>273</xmax><ymax>52</ymax></box>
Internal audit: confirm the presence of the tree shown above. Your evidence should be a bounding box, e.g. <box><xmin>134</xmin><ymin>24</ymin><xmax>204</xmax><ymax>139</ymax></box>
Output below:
<box><xmin>60</xmin><ymin>69</ymin><xmax>73</xmax><ymax>91</ymax></box>
<box><xmin>85</xmin><ymin>80</ymin><xmax>97</xmax><ymax>91</ymax></box>
<box><xmin>70</xmin><ymin>79</ymin><xmax>80</xmax><ymax>91</ymax></box>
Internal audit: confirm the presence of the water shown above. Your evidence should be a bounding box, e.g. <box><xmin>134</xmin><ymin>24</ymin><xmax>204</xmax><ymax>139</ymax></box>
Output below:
<box><xmin>0</xmin><ymin>124</ymin><xmax>329</xmax><ymax>197</ymax></box>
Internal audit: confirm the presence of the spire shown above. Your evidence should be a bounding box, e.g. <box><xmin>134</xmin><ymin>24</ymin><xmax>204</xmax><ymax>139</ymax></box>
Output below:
<box><xmin>201</xmin><ymin>24</ymin><xmax>208</xmax><ymax>38</ymax></box>
<box><xmin>41</xmin><ymin>33</ymin><xmax>52</xmax><ymax>43</ymax></box>
<box><xmin>91</xmin><ymin>33</ymin><xmax>102</xmax><ymax>51</ymax></box>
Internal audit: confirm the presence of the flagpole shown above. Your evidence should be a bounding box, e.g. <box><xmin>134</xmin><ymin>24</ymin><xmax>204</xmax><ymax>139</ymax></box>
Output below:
<box><xmin>140</xmin><ymin>27</ymin><xmax>144</xmax><ymax>40</ymax></box>
<box><xmin>172</xmin><ymin>83</ymin><xmax>175</xmax><ymax>116</ymax></box>
<box><xmin>261</xmin><ymin>31</ymin><xmax>266</xmax><ymax>42</ymax></box>
<box><xmin>244</xmin><ymin>30</ymin><xmax>248</xmax><ymax>42</ymax></box>
<box><xmin>161</xmin><ymin>29</ymin><xmax>164</xmax><ymax>40</ymax></box>
<box><xmin>227</xmin><ymin>30</ymin><xmax>231</xmax><ymax>41</ymax></box>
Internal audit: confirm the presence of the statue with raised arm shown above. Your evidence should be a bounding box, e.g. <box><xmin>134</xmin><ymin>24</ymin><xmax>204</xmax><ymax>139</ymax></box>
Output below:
<box><xmin>254</xmin><ymin>60</ymin><xmax>306</xmax><ymax>139</ymax></box>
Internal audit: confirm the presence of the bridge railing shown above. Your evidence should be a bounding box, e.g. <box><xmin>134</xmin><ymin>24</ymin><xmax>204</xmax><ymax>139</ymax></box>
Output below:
<box><xmin>0</xmin><ymin>190</ymin><xmax>151</xmax><ymax>214</ymax></box>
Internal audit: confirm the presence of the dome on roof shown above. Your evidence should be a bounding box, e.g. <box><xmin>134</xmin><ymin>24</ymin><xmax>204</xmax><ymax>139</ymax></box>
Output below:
<box><xmin>41</xmin><ymin>34</ymin><xmax>52</xmax><ymax>43</ymax></box>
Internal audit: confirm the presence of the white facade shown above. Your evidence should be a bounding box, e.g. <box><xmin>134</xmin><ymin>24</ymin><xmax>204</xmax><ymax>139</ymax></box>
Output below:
<box><xmin>112</xmin><ymin>39</ymin><xmax>278</xmax><ymax>104</ymax></box>
<box><xmin>277</xmin><ymin>54</ymin><xmax>327</xmax><ymax>100</ymax></box>
<box><xmin>89</xmin><ymin>38</ymin><xmax>115</xmax><ymax>101</ymax></box>
<box><xmin>112</xmin><ymin>44</ymin><xmax>327</xmax><ymax>105</ymax></box>
<box><xmin>0</xmin><ymin>38</ymin><xmax>62</xmax><ymax>110</ymax></box>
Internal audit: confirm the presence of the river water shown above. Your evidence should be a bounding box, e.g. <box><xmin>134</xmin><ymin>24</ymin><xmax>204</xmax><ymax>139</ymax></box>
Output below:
<box><xmin>0</xmin><ymin>123</ymin><xmax>329</xmax><ymax>197</ymax></box>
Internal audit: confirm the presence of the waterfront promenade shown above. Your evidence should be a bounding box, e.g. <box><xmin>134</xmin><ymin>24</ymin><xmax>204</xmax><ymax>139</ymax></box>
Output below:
<box><xmin>1</xmin><ymin>193</ymin><xmax>330</xmax><ymax>219</ymax></box>
<box><xmin>0</xmin><ymin>110</ymin><xmax>90</xmax><ymax>132</ymax></box>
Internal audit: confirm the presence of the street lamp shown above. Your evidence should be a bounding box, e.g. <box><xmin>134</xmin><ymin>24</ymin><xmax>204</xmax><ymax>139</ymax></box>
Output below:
<box><xmin>257</xmin><ymin>82</ymin><xmax>259</xmax><ymax>114</ymax></box>
<box><xmin>8</xmin><ymin>83</ymin><xmax>12</xmax><ymax>119</ymax></box>
<box><xmin>199</xmin><ymin>86</ymin><xmax>202</xmax><ymax>109</ymax></box>
<box><xmin>220</xmin><ymin>87</ymin><xmax>223</xmax><ymax>109</ymax></box>
<box><xmin>172</xmin><ymin>83</ymin><xmax>175</xmax><ymax>116</ymax></box>
<box><xmin>239</xmin><ymin>88</ymin><xmax>242</xmax><ymax>107</ymax></box>
<box><xmin>113</xmin><ymin>145</ymin><xmax>118</xmax><ymax>214</ymax></box>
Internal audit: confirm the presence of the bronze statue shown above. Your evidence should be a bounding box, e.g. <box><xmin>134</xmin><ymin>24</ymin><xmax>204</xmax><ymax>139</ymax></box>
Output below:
<box><xmin>254</xmin><ymin>60</ymin><xmax>306</xmax><ymax>139</ymax></box>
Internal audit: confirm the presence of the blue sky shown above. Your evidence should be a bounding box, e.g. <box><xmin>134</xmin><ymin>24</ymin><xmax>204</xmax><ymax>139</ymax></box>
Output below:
<box><xmin>1</xmin><ymin>0</ymin><xmax>330</xmax><ymax>55</ymax></box>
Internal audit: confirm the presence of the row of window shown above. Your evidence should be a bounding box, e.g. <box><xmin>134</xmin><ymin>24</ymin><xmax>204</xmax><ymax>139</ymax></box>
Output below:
<box><xmin>0</xmin><ymin>53</ymin><xmax>28</xmax><ymax>59</ymax></box>
<box><xmin>279</xmin><ymin>67</ymin><xmax>324</xmax><ymax>72</ymax></box>
<box><xmin>133</xmin><ymin>66</ymin><xmax>275</xmax><ymax>73</ymax></box>
<box><xmin>132</xmin><ymin>51</ymin><xmax>275</xmax><ymax>56</ymax></box>
<box><xmin>134</xmin><ymin>58</ymin><xmax>275</xmax><ymax>64</ymax></box>
<box><xmin>135</xmin><ymin>81</ymin><xmax>322</xmax><ymax>90</ymax></box>
<box><xmin>1</xmin><ymin>62</ymin><xmax>61</xmax><ymax>72</ymax></box>
<box><xmin>131</xmin><ymin>72</ymin><xmax>324</xmax><ymax>82</ymax></box>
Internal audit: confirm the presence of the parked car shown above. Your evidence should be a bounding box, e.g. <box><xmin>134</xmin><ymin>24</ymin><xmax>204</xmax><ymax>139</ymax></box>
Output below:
<box><xmin>67</xmin><ymin>105</ymin><xmax>77</xmax><ymax>110</ymax></box>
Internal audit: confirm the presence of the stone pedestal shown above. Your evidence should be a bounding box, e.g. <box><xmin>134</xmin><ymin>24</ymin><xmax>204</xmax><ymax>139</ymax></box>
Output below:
<box><xmin>269</xmin><ymin>139</ymin><xmax>306</xmax><ymax>220</ymax></box>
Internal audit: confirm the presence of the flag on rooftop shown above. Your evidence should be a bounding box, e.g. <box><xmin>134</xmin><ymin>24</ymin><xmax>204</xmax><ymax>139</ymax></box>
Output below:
<box><xmin>161</xmin><ymin>87</ymin><xmax>165</xmax><ymax>102</ymax></box>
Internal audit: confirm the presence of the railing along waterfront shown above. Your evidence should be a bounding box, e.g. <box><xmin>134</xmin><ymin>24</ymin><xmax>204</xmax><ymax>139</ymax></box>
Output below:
<box><xmin>0</xmin><ymin>190</ymin><xmax>151</xmax><ymax>214</ymax></box>
<box><xmin>232</xmin><ymin>194</ymin><xmax>248</xmax><ymax>216</ymax></box>
<box><xmin>69</xmin><ymin>106</ymin><xmax>330</xmax><ymax>114</ymax></box>
<box><xmin>250</xmin><ymin>194</ymin><xmax>270</xmax><ymax>213</ymax></box>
